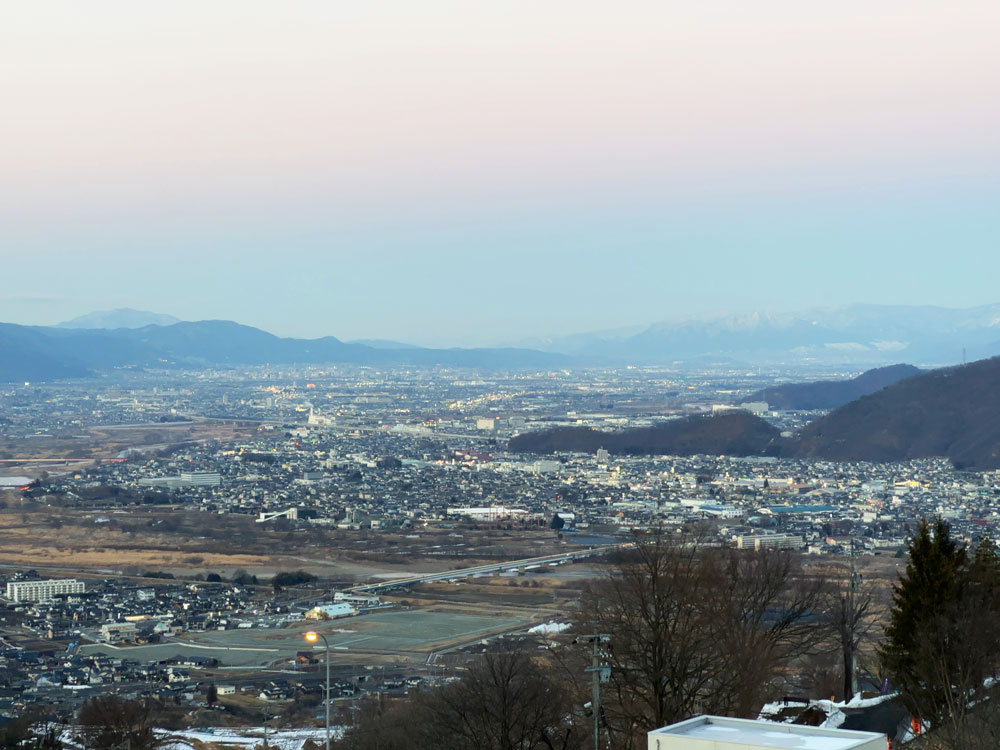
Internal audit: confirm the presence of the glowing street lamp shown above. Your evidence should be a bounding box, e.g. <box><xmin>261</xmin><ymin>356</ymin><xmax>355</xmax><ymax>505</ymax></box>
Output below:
<box><xmin>304</xmin><ymin>631</ymin><xmax>330</xmax><ymax>750</ymax></box>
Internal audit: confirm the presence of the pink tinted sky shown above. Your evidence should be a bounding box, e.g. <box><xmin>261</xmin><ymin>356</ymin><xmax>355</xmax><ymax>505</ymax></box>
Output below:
<box><xmin>2</xmin><ymin>1</ymin><xmax>999</xmax><ymax>343</ymax></box>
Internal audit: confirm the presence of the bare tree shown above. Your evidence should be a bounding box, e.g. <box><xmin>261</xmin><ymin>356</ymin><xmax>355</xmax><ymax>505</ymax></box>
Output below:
<box><xmin>338</xmin><ymin>649</ymin><xmax>584</xmax><ymax>750</ymax></box>
<box><xmin>424</xmin><ymin>649</ymin><xmax>584</xmax><ymax>750</ymax></box>
<box><xmin>1</xmin><ymin>707</ymin><xmax>62</xmax><ymax>749</ymax></box>
<box><xmin>699</xmin><ymin>542</ymin><xmax>828</xmax><ymax>717</ymax></box>
<box><xmin>823</xmin><ymin>554</ymin><xmax>878</xmax><ymax>701</ymax></box>
<box><xmin>78</xmin><ymin>696</ymin><xmax>163</xmax><ymax>750</ymax></box>
<box><xmin>335</xmin><ymin>697</ymin><xmax>416</xmax><ymax>750</ymax></box>
<box><xmin>576</xmin><ymin>529</ymin><xmax>826</xmax><ymax>749</ymax></box>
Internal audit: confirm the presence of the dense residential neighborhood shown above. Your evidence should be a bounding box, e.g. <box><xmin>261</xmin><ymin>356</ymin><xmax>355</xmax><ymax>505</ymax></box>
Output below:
<box><xmin>3</xmin><ymin>364</ymin><xmax>1000</xmax><ymax>746</ymax></box>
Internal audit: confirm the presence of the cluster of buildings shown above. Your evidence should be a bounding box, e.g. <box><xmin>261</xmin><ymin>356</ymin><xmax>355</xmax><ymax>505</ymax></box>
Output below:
<box><xmin>2</xmin><ymin>572</ymin><xmax>258</xmax><ymax>644</ymax></box>
<box><xmin>29</xmin><ymin>421</ymin><xmax>1000</xmax><ymax>558</ymax></box>
<box><xmin>0</xmin><ymin>360</ymin><xmax>841</xmax><ymax>442</ymax></box>
<box><xmin>5</xmin><ymin>361</ymin><xmax>1000</xmax><ymax>737</ymax></box>
<box><xmin>0</xmin><ymin>569</ymin><xmax>399</xmax><ymax>720</ymax></box>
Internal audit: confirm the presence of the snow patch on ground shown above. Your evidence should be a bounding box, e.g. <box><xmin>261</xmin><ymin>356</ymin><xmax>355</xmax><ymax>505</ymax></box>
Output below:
<box><xmin>528</xmin><ymin>622</ymin><xmax>571</xmax><ymax>635</ymax></box>
<box><xmin>157</xmin><ymin>727</ymin><xmax>345</xmax><ymax>750</ymax></box>
<box><xmin>58</xmin><ymin>726</ymin><xmax>344</xmax><ymax>750</ymax></box>
<box><xmin>758</xmin><ymin>693</ymin><xmax>899</xmax><ymax>730</ymax></box>
<box><xmin>846</xmin><ymin>692</ymin><xmax>899</xmax><ymax>708</ymax></box>
<box><xmin>759</xmin><ymin>700</ymin><xmax>808</xmax><ymax>720</ymax></box>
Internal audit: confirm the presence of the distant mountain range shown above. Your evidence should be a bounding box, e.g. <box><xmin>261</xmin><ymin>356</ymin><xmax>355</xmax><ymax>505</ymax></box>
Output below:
<box><xmin>57</xmin><ymin>308</ymin><xmax>183</xmax><ymax>329</ymax></box>
<box><xmin>743</xmin><ymin>364</ymin><xmax>922</xmax><ymax>411</ymax></box>
<box><xmin>0</xmin><ymin>320</ymin><xmax>567</xmax><ymax>382</ymax></box>
<box><xmin>30</xmin><ymin>302</ymin><xmax>1000</xmax><ymax>373</ymax></box>
<box><xmin>518</xmin><ymin>304</ymin><xmax>1000</xmax><ymax>365</ymax></box>
<box><xmin>346</xmin><ymin>339</ymin><xmax>423</xmax><ymax>350</ymax></box>
<box><xmin>513</xmin><ymin>357</ymin><xmax>1000</xmax><ymax>470</ymax></box>
<box><xmin>7</xmin><ymin>302</ymin><xmax>1000</xmax><ymax>381</ymax></box>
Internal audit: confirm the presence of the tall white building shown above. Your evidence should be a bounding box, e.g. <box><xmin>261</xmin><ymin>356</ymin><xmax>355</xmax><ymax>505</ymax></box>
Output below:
<box><xmin>6</xmin><ymin>578</ymin><xmax>85</xmax><ymax>602</ymax></box>
<box><xmin>179</xmin><ymin>471</ymin><xmax>221</xmax><ymax>486</ymax></box>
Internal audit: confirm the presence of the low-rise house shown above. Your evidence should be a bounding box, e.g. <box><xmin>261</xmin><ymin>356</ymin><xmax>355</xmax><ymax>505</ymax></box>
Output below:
<box><xmin>100</xmin><ymin>622</ymin><xmax>137</xmax><ymax>642</ymax></box>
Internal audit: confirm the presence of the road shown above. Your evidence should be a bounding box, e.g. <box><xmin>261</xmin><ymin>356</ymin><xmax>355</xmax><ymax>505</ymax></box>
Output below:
<box><xmin>349</xmin><ymin>544</ymin><xmax>630</xmax><ymax>593</ymax></box>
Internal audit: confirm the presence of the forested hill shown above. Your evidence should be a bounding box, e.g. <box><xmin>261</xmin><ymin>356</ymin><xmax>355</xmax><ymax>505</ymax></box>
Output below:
<box><xmin>513</xmin><ymin>357</ymin><xmax>1000</xmax><ymax>469</ymax></box>
<box><xmin>744</xmin><ymin>364</ymin><xmax>921</xmax><ymax>410</ymax></box>
<box><xmin>791</xmin><ymin>356</ymin><xmax>1000</xmax><ymax>469</ymax></box>
<box><xmin>508</xmin><ymin>412</ymin><xmax>781</xmax><ymax>457</ymax></box>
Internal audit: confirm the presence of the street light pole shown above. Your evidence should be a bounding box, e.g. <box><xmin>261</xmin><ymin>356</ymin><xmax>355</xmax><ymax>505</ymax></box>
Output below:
<box><xmin>305</xmin><ymin>631</ymin><xmax>331</xmax><ymax>750</ymax></box>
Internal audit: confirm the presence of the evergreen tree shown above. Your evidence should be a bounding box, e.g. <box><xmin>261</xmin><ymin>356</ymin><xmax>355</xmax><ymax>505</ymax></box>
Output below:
<box><xmin>879</xmin><ymin>519</ymin><xmax>1000</xmax><ymax>745</ymax></box>
<box><xmin>880</xmin><ymin>519</ymin><xmax>965</xmax><ymax>701</ymax></box>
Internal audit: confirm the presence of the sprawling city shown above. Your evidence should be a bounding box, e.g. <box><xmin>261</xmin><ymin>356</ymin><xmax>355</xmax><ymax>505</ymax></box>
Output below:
<box><xmin>4</xmin><ymin>1</ymin><xmax>1000</xmax><ymax>748</ymax></box>
<box><xmin>0</xmin><ymin>356</ymin><xmax>999</xmax><ymax>748</ymax></box>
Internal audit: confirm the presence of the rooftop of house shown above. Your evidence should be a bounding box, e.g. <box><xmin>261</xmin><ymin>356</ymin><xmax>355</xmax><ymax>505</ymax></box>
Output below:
<box><xmin>648</xmin><ymin>715</ymin><xmax>885</xmax><ymax>750</ymax></box>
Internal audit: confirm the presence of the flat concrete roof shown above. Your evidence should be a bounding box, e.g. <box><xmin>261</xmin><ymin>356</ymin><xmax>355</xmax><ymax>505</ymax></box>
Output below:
<box><xmin>649</xmin><ymin>715</ymin><xmax>885</xmax><ymax>750</ymax></box>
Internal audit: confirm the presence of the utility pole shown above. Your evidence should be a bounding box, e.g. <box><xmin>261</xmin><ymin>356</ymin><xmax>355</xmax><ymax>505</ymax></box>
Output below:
<box><xmin>849</xmin><ymin>550</ymin><xmax>860</xmax><ymax>698</ymax></box>
<box><xmin>844</xmin><ymin>547</ymin><xmax>860</xmax><ymax>700</ymax></box>
<box><xmin>305</xmin><ymin>631</ymin><xmax>331</xmax><ymax>750</ymax></box>
<box><xmin>583</xmin><ymin>634</ymin><xmax>610</xmax><ymax>749</ymax></box>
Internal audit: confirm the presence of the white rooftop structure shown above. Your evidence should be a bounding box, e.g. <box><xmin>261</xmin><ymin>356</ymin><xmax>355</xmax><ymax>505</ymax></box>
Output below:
<box><xmin>0</xmin><ymin>476</ymin><xmax>32</xmax><ymax>488</ymax></box>
<box><xmin>648</xmin><ymin>716</ymin><xmax>885</xmax><ymax>750</ymax></box>
<box><xmin>304</xmin><ymin>602</ymin><xmax>356</xmax><ymax>620</ymax></box>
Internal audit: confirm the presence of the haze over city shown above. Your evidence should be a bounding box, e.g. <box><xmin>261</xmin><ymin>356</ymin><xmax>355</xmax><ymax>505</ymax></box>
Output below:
<box><xmin>3</xmin><ymin>1</ymin><xmax>1000</xmax><ymax>345</ymax></box>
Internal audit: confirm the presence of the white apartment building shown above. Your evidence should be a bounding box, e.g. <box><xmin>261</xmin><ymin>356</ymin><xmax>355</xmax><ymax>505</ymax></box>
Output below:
<box><xmin>6</xmin><ymin>578</ymin><xmax>85</xmax><ymax>602</ymax></box>
<box><xmin>736</xmin><ymin>534</ymin><xmax>805</xmax><ymax>551</ymax></box>
<box><xmin>446</xmin><ymin>506</ymin><xmax>528</xmax><ymax>520</ymax></box>
<box><xmin>179</xmin><ymin>471</ymin><xmax>221</xmax><ymax>486</ymax></box>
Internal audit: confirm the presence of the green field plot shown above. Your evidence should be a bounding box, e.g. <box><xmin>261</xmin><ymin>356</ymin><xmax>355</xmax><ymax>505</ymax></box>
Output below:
<box><xmin>81</xmin><ymin>609</ymin><xmax>527</xmax><ymax>667</ymax></box>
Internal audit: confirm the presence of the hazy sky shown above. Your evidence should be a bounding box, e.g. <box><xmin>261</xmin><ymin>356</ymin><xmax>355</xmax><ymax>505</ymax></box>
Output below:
<box><xmin>2</xmin><ymin>1</ymin><xmax>999</xmax><ymax>346</ymax></box>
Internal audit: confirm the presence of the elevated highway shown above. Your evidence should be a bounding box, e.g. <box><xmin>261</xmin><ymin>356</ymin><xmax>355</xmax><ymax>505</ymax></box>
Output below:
<box><xmin>349</xmin><ymin>543</ymin><xmax>632</xmax><ymax>593</ymax></box>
